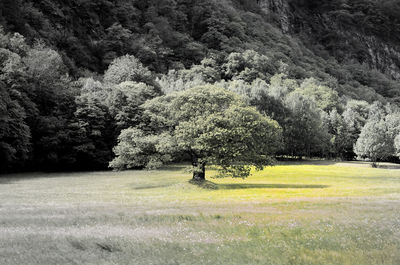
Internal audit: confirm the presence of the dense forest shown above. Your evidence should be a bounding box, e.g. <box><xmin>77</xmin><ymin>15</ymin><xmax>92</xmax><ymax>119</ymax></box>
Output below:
<box><xmin>1</xmin><ymin>0</ymin><xmax>400</xmax><ymax>173</ymax></box>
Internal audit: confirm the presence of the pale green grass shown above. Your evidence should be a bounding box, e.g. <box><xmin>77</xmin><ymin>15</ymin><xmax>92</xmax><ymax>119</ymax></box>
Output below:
<box><xmin>1</xmin><ymin>161</ymin><xmax>400</xmax><ymax>264</ymax></box>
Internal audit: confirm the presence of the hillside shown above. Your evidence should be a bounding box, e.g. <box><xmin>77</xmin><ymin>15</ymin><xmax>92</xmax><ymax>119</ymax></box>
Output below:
<box><xmin>1</xmin><ymin>0</ymin><xmax>400</xmax><ymax>101</ymax></box>
<box><xmin>1</xmin><ymin>0</ymin><xmax>400</xmax><ymax>172</ymax></box>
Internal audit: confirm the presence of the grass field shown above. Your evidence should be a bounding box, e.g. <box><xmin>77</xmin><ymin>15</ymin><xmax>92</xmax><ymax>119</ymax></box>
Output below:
<box><xmin>1</xmin><ymin>161</ymin><xmax>400</xmax><ymax>265</ymax></box>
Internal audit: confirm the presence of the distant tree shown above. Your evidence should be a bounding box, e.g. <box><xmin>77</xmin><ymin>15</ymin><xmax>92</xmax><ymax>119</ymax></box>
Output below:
<box><xmin>23</xmin><ymin>42</ymin><xmax>78</xmax><ymax>170</ymax></box>
<box><xmin>216</xmin><ymin>79</ymin><xmax>260</xmax><ymax>103</ymax></box>
<box><xmin>8</xmin><ymin>32</ymin><xmax>29</xmax><ymax>54</ymax></box>
<box><xmin>102</xmin><ymin>23</ymin><xmax>134</xmax><ymax>58</ymax></box>
<box><xmin>267</xmin><ymin>74</ymin><xmax>297</xmax><ymax>100</ymax></box>
<box><xmin>24</xmin><ymin>42</ymin><xmax>66</xmax><ymax>85</ymax></box>
<box><xmin>157</xmin><ymin>69</ymin><xmax>207</xmax><ymax>94</ymax></box>
<box><xmin>283</xmin><ymin>91</ymin><xmax>329</xmax><ymax>157</ymax></box>
<box><xmin>327</xmin><ymin>108</ymin><xmax>353</xmax><ymax>159</ymax></box>
<box><xmin>107</xmin><ymin>81</ymin><xmax>159</xmax><ymax>130</ymax></box>
<box><xmin>110</xmin><ymin>85</ymin><xmax>281</xmax><ymax>180</ymax></box>
<box><xmin>385</xmin><ymin>112</ymin><xmax>400</xmax><ymax>145</ymax></box>
<box><xmin>156</xmin><ymin>56</ymin><xmax>221</xmax><ymax>95</ymax></box>
<box><xmin>187</xmin><ymin>57</ymin><xmax>221</xmax><ymax>83</ymax></box>
<box><xmin>223</xmin><ymin>50</ymin><xmax>276</xmax><ymax>82</ymax></box>
<box><xmin>104</xmin><ymin>55</ymin><xmax>154</xmax><ymax>86</ymax></box>
<box><xmin>0</xmin><ymin>82</ymin><xmax>31</xmax><ymax>171</ymax></box>
<box><xmin>342</xmin><ymin>100</ymin><xmax>370</xmax><ymax>134</ymax></box>
<box><xmin>298</xmin><ymin>78</ymin><xmax>339</xmax><ymax>112</ymax></box>
<box><xmin>72</xmin><ymin>78</ymin><xmax>115</xmax><ymax>169</ymax></box>
<box><xmin>199</xmin><ymin>8</ymin><xmax>230</xmax><ymax>50</ymax></box>
<box><xmin>354</xmin><ymin>107</ymin><xmax>400</xmax><ymax>166</ymax></box>
<box><xmin>341</xmin><ymin>99</ymin><xmax>370</xmax><ymax>157</ymax></box>
<box><xmin>354</xmin><ymin>118</ymin><xmax>393</xmax><ymax>166</ymax></box>
<box><xmin>395</xmin><ymin>134</ymin><xmax>400</xmax><ymax>158</ymax></box>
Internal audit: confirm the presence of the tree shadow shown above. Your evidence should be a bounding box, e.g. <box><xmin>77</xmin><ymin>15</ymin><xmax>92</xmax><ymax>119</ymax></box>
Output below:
<box><xmin>0</xmin><ymin>173</ymin><xmax>47</xmax><ymax>184</ymax></box>
<box><xmin>0</xmin><ymin>178</ymin><xmax>13</xmax><ymax>184</ymax></box>
<box><xmin>376</xmin><ymin>165</ymin><xmax>400</xmax><ymax>170</ymax></box>
<box><xmin>189</xmin><ymin>180</ymin><xmax>329</xmax><ymax>190</ymax></box>
<box><xmin>277</xmin><ymin>160</ymin><xmax>339</xmax><ymax>166</ymax></box>
<box><xmin>132</xmin><ymin>183</ymin><xmax>174</xmax><ymax>190</ymax></box>
<box><xmin>349</xmin><ymin>176</ymin><xmax>400</xmax><ymax>182</ymax></box>
<box><xmin>217</xmin><ymin>183</ymin><xmax>330</xmax><ymax>189</ymax></box>
<box><xmin>0</xmin><ymin>171</ymin><xmax>111</xmax><ymax>185</ymax></box>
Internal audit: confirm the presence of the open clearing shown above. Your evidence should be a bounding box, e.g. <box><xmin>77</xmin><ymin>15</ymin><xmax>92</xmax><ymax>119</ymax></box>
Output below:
<box><xmin>1</xmin><ymin>161</ymin><xmax>400</xmax><ymax>265</ymax></box>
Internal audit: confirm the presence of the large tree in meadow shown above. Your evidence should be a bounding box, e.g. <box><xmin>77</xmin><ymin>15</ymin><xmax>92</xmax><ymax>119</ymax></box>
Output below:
<box><xmin>110</xmin><ymin>85</ymin><xmax>282</xmax><ymax>181</ymax></box>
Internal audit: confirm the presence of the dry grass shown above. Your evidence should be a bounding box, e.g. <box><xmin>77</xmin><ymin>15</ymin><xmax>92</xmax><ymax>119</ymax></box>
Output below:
<box><xmin>1</xmin><ymin>161</ymin><xmax>400</xmax><ymax>264</ymax></box>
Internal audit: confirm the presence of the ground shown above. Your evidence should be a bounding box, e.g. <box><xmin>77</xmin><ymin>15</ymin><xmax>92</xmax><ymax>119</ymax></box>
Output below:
<box><xmin>1</xmin><ymin>161</ymin><xmax>400</xmax><ymax>265</ymax></box>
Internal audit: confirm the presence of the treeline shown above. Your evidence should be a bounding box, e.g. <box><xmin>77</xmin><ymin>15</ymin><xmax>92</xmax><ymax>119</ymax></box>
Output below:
<box><xmin>157</xmin><ymin>52</ymin><xmax>400</xmax><ymax>163</ymax></box>
<box><xmin>2</xmin><ymin>28</ymin><xmax>400</xmax><ymax>172</ymax></box>
<box><xmin>0</xmin><ymin>29</ymin><xmax>112</xmax><ymax>172</ymax></box>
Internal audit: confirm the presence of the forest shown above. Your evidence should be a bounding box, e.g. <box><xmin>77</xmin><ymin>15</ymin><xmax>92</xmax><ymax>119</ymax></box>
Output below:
<box><xmin>1</xmin><ymin>0</ymin><xmax>400</xmax><ymax>173</ymax></box>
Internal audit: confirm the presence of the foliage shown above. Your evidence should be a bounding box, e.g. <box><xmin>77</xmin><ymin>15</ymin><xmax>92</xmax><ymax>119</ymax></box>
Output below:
<box><xmin>354</xmin><ymin>118</ymin><xmax>393</xmax><ymax>163</ymax></box>
<box><xmin>283</xmin><ymin>92</ymin><xmax>330</xmax><ymax>157</ymax></box>
<box><xmin>111</xmin><ymin>86</ymin><xmax>282</xmax><ymax>179</ymax></box>
<box><xmin>107</xmin><ymin>81</ymin><xmax>159</xmax><ymax>130</ymax></box>
<box><xmin>297</xmin><ymin>78</ymin><xmax>339</xmax><ymax>112</ymax></box>
<box><xmin>0</xmin><ymin>82</ymin><xmax>31</xmax><ymax>170</ymax></box>
<box><xmin>0</xmin><ymin>0</ymin><xmax>398</xmax><ymax>105</ymax></box>
<box><xmin>395</xmin><ymin>134</ymin><xmax>400</xmax><ymax>158</ymax></box>
<box><xmin>327</xmin><ymin>108</ymin><xmax>353</xmax><ymax>159</ymax></box>
<box><xmin>223</xmin><ymin>50</ymin><xmax>276</xmax><ymax>82</ymax></box>
<box><xmin>72</xmin><ymin>78</ymin><xmax>115</xmax><ymax>169</ymax></box>
<box><xmin>1</xmin><ymin>0</ymin><xmax>400</xmax><ymax>172</ymax></box>
<box><xmin>354</xmin><ymin>107</ymin><xmax>400</xmax><ymax>163</ymax></box>
<box><xmin>103</xmin><ymin>55</ymin><xmax>154</xmax><ymax>86</ymax></box>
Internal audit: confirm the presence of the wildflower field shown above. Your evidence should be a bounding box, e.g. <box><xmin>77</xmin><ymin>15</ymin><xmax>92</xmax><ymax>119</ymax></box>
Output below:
<box><xmin>1</xmin><ymin>161</ymin><xmax>400</xmax><ymax>264</ymax></box>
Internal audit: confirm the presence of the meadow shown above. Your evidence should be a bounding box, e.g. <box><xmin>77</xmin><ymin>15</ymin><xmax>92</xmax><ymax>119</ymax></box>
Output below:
<box><xmin>1</xmin><ymin>161</ymin><xmax>400</xmax><ymax>265</ymax></box>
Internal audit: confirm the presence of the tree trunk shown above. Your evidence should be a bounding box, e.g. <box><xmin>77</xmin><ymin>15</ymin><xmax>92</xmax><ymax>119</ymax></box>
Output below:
<box><xmin>192</xmin><ymin>156</ymin><xmax>206</xmax><ymax>181</ymax></box>
<box><xmin>371</xmin><ymin>156</ymin><xmax>378</xmax><ymax>168</ymax></box>
<box><xmin>193</xmin><ymin>167</ymin><xmax>205</xmax><ymax>181</ymax></box>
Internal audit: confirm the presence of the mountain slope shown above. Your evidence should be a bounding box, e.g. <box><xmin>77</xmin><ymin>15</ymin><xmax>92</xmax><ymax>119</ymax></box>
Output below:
<box><xmin>1</xmin><ymin>0</ymin><xmax>399</xmax><ymax>103</ymax></box>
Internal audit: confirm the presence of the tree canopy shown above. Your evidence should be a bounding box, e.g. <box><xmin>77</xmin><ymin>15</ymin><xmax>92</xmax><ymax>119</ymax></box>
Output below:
<box><xmin>110</xmin><ymin>85</ymin><xmax>282</xmax><ymax>180</ymax></box>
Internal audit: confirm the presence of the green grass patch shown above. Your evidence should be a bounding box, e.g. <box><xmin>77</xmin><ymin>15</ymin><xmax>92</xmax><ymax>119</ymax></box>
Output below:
<box><xmin>1</xmin><ymin>161</ymin><xmax>400</xmax><ymax>264</ymax></box>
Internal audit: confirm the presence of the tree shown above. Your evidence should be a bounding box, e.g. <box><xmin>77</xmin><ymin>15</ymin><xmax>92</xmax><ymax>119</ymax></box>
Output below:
<box><xmin>341</xmin><ymin>99</ymin><xmax>370</xmax><ymax>158</ymax></box>
<box><xmin>223</xmin><ymin>50</ymin><xmax>276</xmax><ymax>83</ymax></box>
<box><xmin>110</xmin><ymin>85</ymin><xmax>282</xmax><ymax>180</ymax></box>
<box><xmin>327</xmin><ymin>108</ymin><xmax>353</xmax><ymax>159</ymax></box>
<box><xmin>72</xmin><ymin>78</ymin><xmax>115</xmax><ymax>169</ymax></box>
<box><xmin>0</xmin><ymin>82</ymin><xmax>31</xmax><ymax>171</ymax></box>
<box><xmin>395</xmin><ymin>134</ymin><xmax>400</xmax><ymax>158</ymax></box>
<box><xmin>107</xmin><ymin>81</ymin><xmax>159</xmax><ymax>130</ymax></box>
<box><xmin>156</xmin><ymin>69</ymin><xmax>207</xmax><ymax>94</ymax></box>
<box><xmin>282</xmin><ymin>91</ymin><xmax>329</xmax><ymax>157</ymax></box>
<box><xmin>24</xmin><ymin>42</ymin><xmax>67</xmax><ymax>85</ymax></box>
<box><xmin>103</xmin><ymin>55</ymin><xmax>154</xmax><ymax>86</ymax></box>
<box><xmin>102</xmin><ymin>23</ymin><xmax>134</xmax><ymax>59</ymax></box>
<box><xmin>354</xmin><ymin>117</ymin><xmax>393</xmax><ymax>166</ymax></box>
<box><xmin>298</xmin><ymin>78</ymin><xmax>339</xmax><ymax>112</ymax></box>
